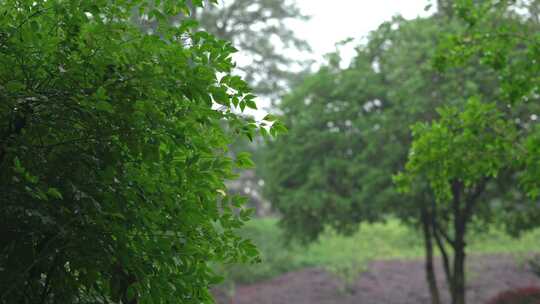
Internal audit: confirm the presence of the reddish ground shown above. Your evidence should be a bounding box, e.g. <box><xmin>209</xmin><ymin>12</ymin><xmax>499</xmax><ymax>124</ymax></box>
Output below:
<box><xmin>214</xmin><ymin>255</ymin><xmax>540</xmax><ymax>304</ymax></box>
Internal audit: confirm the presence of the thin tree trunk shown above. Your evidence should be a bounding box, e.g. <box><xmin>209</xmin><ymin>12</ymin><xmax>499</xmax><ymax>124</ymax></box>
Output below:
<box><xmin>433</xmin><ymin>220</ymin><xmax>454</xmax><ymax>301</ymax></box>
<box><xmin>421</xmin><ymin>208</ymin><xmax>441</xmax><ymax>304</ymax></box>
<box><xmin>452</xmin><ymin>225</ymin><xmax>466</xmax><ymax>304</ymax></box>
<box><xmin>450</xmin><ymin>181</ymin><xmax>466</xmax><ymax>304</ymax></box>
<box><xmin>447</xmin><ymin>179</ymin><xmax>486</xmax><ymax>304</ymax></box>
<box><xmin>431</xmin><ymin>198</ymin><xmax>454</xmax><ymax>296</ymax></box>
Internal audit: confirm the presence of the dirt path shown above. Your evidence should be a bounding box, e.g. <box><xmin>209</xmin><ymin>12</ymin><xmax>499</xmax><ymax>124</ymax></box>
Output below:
<box><xmin>214</xmin><ymin>255</ymin><xmax>540</xmax><ymax>304</ymax></box>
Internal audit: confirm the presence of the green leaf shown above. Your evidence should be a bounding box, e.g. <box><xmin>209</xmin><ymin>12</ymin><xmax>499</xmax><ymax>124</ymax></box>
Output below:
<box><xmin>263</xmin><ymin>114</ymin><xmax>277</xmax><ymax>122</ymax></box>
<box><xmin>13</xmin><ymin>157</ymin><xmax>23</xmax><ymax>174</ymax></box>
<box><xmin>47</xmin><ymin>188</ymin><xmax>63</xmax><ymax>200</ymax></box>
<box><xmin>246</xmin><ymin>99</ymin><xmax>257</xmax><ymax>110</ymax></box>
<box><xmin>210</xmin><ymin>86</ymin><xmax>230</xmax><ymax>106</ymax></box>
<box><xmin>96</xmin><ymin>100</ymin><xmax>114</xmax><ymax>113</ymax></box>
<box><xmin>236</xmin><ymin>152</ymin><xmax>255</xmax><ymax>169</ymax></box>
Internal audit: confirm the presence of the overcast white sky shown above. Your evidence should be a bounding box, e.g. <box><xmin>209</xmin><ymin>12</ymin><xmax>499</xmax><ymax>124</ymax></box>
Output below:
<box><xmin>293</xmin><ymin>0</ymin><xmax>434</xmax><ymax>64</ymax></box>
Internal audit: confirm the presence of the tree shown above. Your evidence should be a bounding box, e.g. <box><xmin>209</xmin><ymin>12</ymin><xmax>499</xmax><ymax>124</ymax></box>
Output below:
<box><xmin>395</xmin><ymin>99</ymin><xmax>518</xmax><ymax>304</ymax></box>
<box><xmin>263</xmin><ymin>10</ymin><xmax>539</xmax><ymax>304</ymax></box>
<box><xmin>0</xmin><ymin>0</ymin><xmax>280</xmax><ymax>303</ymax></box>
<box><xmin>436</xmin><ymin>0</ymin><xmax>540</xmax><ymax>107</ymax></box>
<box><xmin>434</xmin><ymin>0</ymin><xmax>540</xmax><ymax>234</ymax></box>
<box><xmin>194</xmin><ymin>0</ymin><xmax>311</xmax><ymax>99</ymax></box>
<box><xmin>263</xmin><ymin>15</ymin><xmax>462</xmax><ymax>303</ymax></box>
<box><xmin>394</xmin><ymin>2</ymin><xmax>540</xmax><ymax>303</ymax></box>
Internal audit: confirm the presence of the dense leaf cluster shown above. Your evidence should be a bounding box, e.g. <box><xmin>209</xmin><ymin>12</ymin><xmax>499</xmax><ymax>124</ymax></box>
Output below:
<box><xmin>0</xmin><ymin>0</ymin><xmax>278</xmax><ymax>303</ymax></box>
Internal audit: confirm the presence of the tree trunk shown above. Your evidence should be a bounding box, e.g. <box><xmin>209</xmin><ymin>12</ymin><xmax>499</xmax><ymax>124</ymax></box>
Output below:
<box><xmin>421</xmin><ymin>208</ymin><xmax>442</xmax><ymax>304</ymax></box>
<box><xmin>451</xmin><ymin>229</ymin><xmax>466</xmax><ymax>304</ymax></box>
<box><xmin>450</xmin><ymin>180</ymin><xmax>466</xmax><ymax>304</ymax></box>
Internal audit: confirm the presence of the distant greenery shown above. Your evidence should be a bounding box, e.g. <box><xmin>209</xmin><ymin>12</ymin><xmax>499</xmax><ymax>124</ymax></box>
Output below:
<box><xmin>262</xmin><ymin>2</ymin><xmax>540</xmax><ymax>304</ymax></box>
<box><xmin>218</xmin><ymin>218</ymin><xmax>540</xmax><ymax>286</ymax></box>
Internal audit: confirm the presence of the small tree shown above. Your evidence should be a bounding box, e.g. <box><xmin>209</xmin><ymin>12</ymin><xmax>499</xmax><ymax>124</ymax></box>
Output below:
<box><xmin>395</xmin><ymin>98</ymin><xmax>518</xmax><ymax>304</ymax></box>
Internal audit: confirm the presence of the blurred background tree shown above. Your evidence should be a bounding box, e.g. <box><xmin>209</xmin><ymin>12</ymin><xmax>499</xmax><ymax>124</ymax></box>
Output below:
<box><xmin>262</xmin><ymin>2</ymin><xmax>540</xmax><ymax>303</ymax></box>
<box><xmin>192</xmin><ymin>0</ymin><xmax>312</xmax><ymax>99</ymax></box>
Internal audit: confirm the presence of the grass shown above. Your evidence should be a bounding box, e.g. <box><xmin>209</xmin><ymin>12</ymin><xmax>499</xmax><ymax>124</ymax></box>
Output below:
<box><xmin>216</xmin><ymin>217</ymin><xmax>540</xmax><ymax>287</ymax></box>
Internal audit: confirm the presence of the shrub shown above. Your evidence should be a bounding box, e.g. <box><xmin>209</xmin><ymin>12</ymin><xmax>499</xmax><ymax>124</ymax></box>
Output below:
<box><xmin>0</xmin><ymin>0</ymin><xmax>277</xmax><ymax>302</ymax></box>
<box><xmin>486</xmin><ymin>286</ymin><xmax>540</xmax><ymax>304</ymax></box>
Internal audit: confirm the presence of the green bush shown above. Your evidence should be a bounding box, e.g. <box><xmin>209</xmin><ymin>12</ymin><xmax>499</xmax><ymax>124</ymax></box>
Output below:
<box><xmin>0</xmin><ymin>1</ymin><xmax>278</xmax><ymax>302</ymax></box>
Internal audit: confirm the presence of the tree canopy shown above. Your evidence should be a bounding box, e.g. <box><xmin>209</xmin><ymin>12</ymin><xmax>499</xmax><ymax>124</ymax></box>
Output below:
<box><xmin>262</xmin><ymin>3</ymin><xmax>540</xmax><ymax>303</ymax></box>
<box><xmin>0</xmin><ymin>0</ymin><xmax>280</xmax><ymax>303</ymax></box>
<box><xmin>263</xmin><ymin>15</ymin><xmax>500</xmax><ymax>241</ymax></box>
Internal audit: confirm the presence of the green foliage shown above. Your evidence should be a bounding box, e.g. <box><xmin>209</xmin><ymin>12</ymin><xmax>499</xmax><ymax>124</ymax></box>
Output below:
<box><xmin>264</xmin><ymin>6</ymin><xmax>540</xmax><ymax>303</ymax></box>
<box><xmin>263</xmin><ymin>15</ymin><xmax>502</xmax><ymax>242</ymax></box>
<box><xmin>395</xmin><ymin>3</ymin><xmax>540</xmax><ymax>302</ymax></box>
<box><xmin>433</xmin><ymin>0</ymin><xmax>540</xmax><ymax>233</ymax></box>
<box><xmin>396</xmin><ymin>98</ymin><xmax>517</xmax><ymax>203</ymax></box>
<box><xmin>217</xmin><ymin>218</ymin><xmax>540</xmax><ymax>286</ymax></box>
<box><xmin>436</xmin><ymin>0</ymin><xmax>540</xmax><ymax>107</ymax></box>
<box><xmin>0</xmin><ymin>0</ymin><xmax>281</xmax><ymax>303</ymax></box>
<box><xmin>216</xmin><ymin>218</ymin><xmax>301</xmax><ymax>285</ymax></box>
